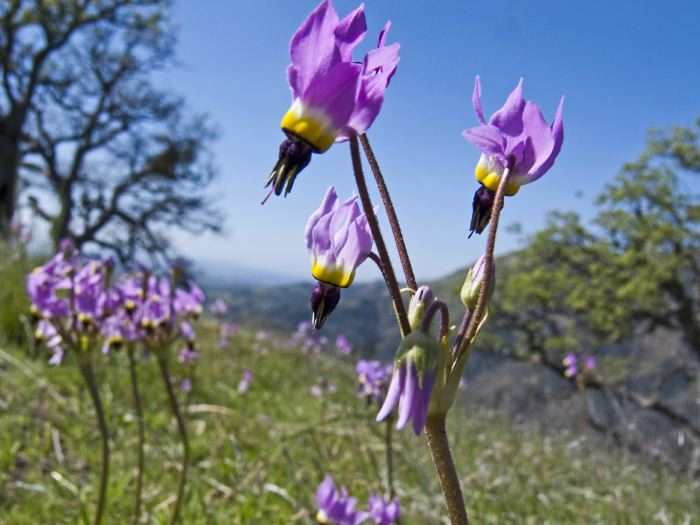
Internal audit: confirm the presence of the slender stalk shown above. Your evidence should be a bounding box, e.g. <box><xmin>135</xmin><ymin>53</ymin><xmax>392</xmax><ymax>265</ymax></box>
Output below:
<box><xmin>359</xmin><ymin>134</ymin><xmax>417</xmax><ymax>290</ymax></box>
<box><xmin>158</xmin><ymin>355</ymin><xmax>189</xmax><ymax>525</ymax></box>
<box><xmin>127</xmin><ymin>345</ymin><xmax>145</xmax><ymax>525</ymax></box>
<box><xmin>451</xmin><ymin>310</ymin><xmax>473</xmax><ymax>362</ymax></box>
<box><xmin>384</xmin><ymin>418</ymin><xmax>395</xmax><ymax>499</ymax></box>
<box><xmin>456</xmin><ymin>167</ymin><xmax>512</xmax><ymax>360</ymax></box>
<box><xmin>80</xmin><ymin>359</ymin><xmax>110</xmax><ymax>525</ymax></box>
<box><xmin>421</xmin><ymin>299</ymin><xmax>450</xmax><ymax>340</ymax></box>
<box><xmin>349</xmin><ymin>136</ymin><xmax>411</xmax><ymax>336</ymax></box>
<box><xmin>424</xmin><ymin>414</ymin><xmax>468</xmax><ymax>525</ymax></box>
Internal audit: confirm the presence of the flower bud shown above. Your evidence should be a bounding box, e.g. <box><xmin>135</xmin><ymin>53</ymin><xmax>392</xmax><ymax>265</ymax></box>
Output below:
<box><xmin>460</xmin><ymin>254</ymin><xmax>495</xmax><ymax>311</ymax></box>
<box><xmin>407</xmin><ymin>285</ymin><xmax>434</xmax><ymax>332</ymax></box>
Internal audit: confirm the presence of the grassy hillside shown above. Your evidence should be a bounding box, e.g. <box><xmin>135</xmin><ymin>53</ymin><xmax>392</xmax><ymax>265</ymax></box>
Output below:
<box><xmin>0</xmin><ymin>324</ymin><xmax>697</xmax><ymax>524</ymax></box>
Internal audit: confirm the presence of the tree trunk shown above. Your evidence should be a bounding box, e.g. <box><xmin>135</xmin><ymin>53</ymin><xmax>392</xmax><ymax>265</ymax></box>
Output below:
<box><xmin>0</xmin><ymin>118</ymin><xmax>21</xmax><ymax>232</ymax></box>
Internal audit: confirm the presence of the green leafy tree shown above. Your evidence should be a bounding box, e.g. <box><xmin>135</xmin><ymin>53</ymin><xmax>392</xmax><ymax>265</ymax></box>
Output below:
<box><xmin>486</xmin><ymin>119</ymin><xmax>700</xmax><ymax>360</ymax></box>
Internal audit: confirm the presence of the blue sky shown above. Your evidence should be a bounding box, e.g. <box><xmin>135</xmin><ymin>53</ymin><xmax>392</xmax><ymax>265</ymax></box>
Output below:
<box><xmin>162</xmin><ymin>0</ymin><xmax>700</xmax><ymax>284</ymax></box>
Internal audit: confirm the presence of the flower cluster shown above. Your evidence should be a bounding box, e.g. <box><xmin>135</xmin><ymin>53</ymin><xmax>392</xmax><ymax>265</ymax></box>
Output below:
<box><xmin>335</xmin><ymin>334</ymin><xmax>352</xmax><ymax>355</ymax></box>
<box><xmin>563</xmin><ymin>353</ymin><xmax>597</xmax><ymax>379</ymax></box>
<box><xmin>316</xmin><ymin>476</ymin><xmax>400</xmax><ymax>525</ymax></box>
<box><xmin>266</xmin><ymin>0</ymin><xmax>400</xmax><ymax>198</ymax></box>
<box><xmin>356</xmin><ymin>359</ymin><xmax>392</xmax><ymax>405</ymax></box>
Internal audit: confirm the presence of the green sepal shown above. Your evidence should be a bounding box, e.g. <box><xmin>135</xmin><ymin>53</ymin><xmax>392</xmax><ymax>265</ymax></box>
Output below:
<box><xmin>394</xmin><ymin>331</ymin><xmax>442</xmax><ymax>388</ymax></box>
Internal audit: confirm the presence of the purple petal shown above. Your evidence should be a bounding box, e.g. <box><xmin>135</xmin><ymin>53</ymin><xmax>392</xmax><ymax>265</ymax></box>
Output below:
<box><xmin>329</xmin><ymin>196</ymin><xmax>360</xmax><ymax>255</ymax></box>
<box><xmin>334</xmin><ymin>4</ymin><xmax>367</xmax><ymax>60</ymax></box>
<box><xmin>316</xmin><ymin>475</ymin><xmax>336</xmax><ymax>508</ymax></box>
<box><xmin>305</xmin><ymin>187</ymin><xmax>338</xmax><ymax>249</ymax></box>
<box><xmin>489</xmin><ymin>78</ymin><xmax>525</xmax><ymax>137</ymax></box>
<box><xmin>472</xmin><ymin>75</ymin><xmax>486</xmax><ymax>125</ymax></box>
<box><xmin>396</xmin><ymin>361</ymin><xmax>417</xmax><ymax>430</ymax></box>
<box><xmin>529</xmin><ymin>96</ymin><xmax>564</xmax><ymax>181</ymax></box>
<box><xmin>337</xmin><ymin>214</ymin><xmax>372</xmax><ymax>270</ymax></box>
<box><xmin>462</xmin><ymin>125</ymin><xmax>507</xmax><ymax>162</ymax></box>
<box><xmin>289</xmin><ymin>0</ymin><xmax>341</xmax><ymax>97</ymax></box>
<box><xmin>511</xmin><ymin>100</ymin><xmax>554</xmax><ymax>177</ymax></box>
<box><xmin>411</xmin><ymin>368</ymin><xmax>436</xmax><ymax>436</ymax></box>
<box><xmin>376</xmin><ymin>364</ymin><xmax>404</xmax><ymax>422</ymax></box>
<box><xmin>304</xmin><ymin>61</ymin><xmax>363</xmax><ymax>130</ymax></box>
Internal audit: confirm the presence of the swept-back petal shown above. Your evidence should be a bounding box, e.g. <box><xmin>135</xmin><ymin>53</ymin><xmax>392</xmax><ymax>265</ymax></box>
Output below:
<box><xmin>411</xmin><ymin>368</ymin><xmax>436</xmax><ymax>435</ymax></box>
<box><xmin>489</xmin><ymin>78</ymin><xmax>525</xmax><ymax>137</ymax></box>
<box><xmin>462</xmin><ymin>124</ymin><xmax>507</xmax><ymax>162</ymax></box>
<box><xmin>472</xmin><ymin>75</ymin><xmax>486</xmax><ymax>125</ymax></box>
<box><xmin>334</xmin><ymin>3</ymin><xmax>367</xmax><ymax>60</ymax></box>
<box><xmin>305</xmin><ymin>61</ymin><xmax>363</xmax><ymax>130</ymax></box>
<box><xmin>529</xmin><ymin>96</ymin><xmax>564</xmax><ymax>181</ymax></box>
<box><xmin>336</xmin><ymin>214</ymin><xmax>372</xmax><ymax>270</ymax></box>
<box><xmin>305</xmin><ymin>186</ymin><xmax>338</xmax><ymax>249</ymax></box>
<box><xmin>289</xmin><ymin>0</ymin><xmax>340</xmax><ymax>97</ymax></box>
<box><xmin>376</xmin><ymin>364</ymin><xmax>405</xmax><ymax>422</ymax></box>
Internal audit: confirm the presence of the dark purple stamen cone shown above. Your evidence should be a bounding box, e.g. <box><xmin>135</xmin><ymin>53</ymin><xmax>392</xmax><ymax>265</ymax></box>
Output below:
<box><xmin>469</xmin><ymin>185</ymin><xmax>499</xmax><ymax>238</ymax></box>
<box><xmin>310</xmin><ymin>281</ymin><xmax>341</xmax><ymax>330</ymax></box>
<box><xmin>266</xmin><ymin>138</ymin><xmax>313</xmax><ymax>197</ymax></box>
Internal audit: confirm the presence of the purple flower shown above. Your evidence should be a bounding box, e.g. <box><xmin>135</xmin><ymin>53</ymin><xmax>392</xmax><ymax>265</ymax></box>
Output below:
<box><xmin>210</xmin><ymin>298</ymin><xmax>228</xmax><ymax>316</ymax></box>
<box><xmin>178</xmin><ymin>346</ymin><xmax>199</xmax><ymax>364</ymax></box>
<box><xmin>315</xmin><ymin>475</ymin><xmax>369</xmax><ymax>525</ymax></box>
<box><xmin>376</xmin><ymin>332</ymin><xmax>442</xmax><ymax>435</ymax></box>
<box><xmin>368</xmin><ymin>494</ymin><xmax>400</xmax><ymax>525</ymax></box>
<box><xmin>141</xmin><ymin>276</ymin><xmax>172</xmax><ymax>330</ymax></box>
<box><xmin>356</xmin><ymin>360</ymin><xmax>392</xmax><ymax>404</ymax></box>
<box><xmin>306</xmin><ymin>187</ymin><xmax>373</xmax><ymax>288</ymax></box>
<box><xmin>563</xmin><ymin>352</ymin><xmax>578</xmax><ymax>378</ymax></box>
<box><xmin>181</xmin><ymin>378</ymin><xmax>192</xmax><ymax>393</ymax></box>
<box><xmin>584</xmin><ymin>356</ymin><xmax>597</xmax><ymax>371</ymax></box>
<box><xmin>173</xmin><ymin>279</ymin><xmax>205</xmax><ymax>318</ymax></box>
<box><xmin>306</xmin><ymin>187</ymin><xmax>373</xmax><ymax>329</ymax></box>
<box><xmin>238</xmin><ymin>369</ymin><xmax>252</xmax><ymax>394</ymax></box>
<box><xmin>336</xmin><ymin>335</ymin><xmax>352</xmax><ymax>355</ymax></box>
<box><xmin>266</xmin><ymin>1</ymin><xmax>399</xmax><ymax>197</ymax></box>
<box><xmin>463</xmin><ymin>76</ymin><xmax>564</xmax><ymax>235</ymax></box>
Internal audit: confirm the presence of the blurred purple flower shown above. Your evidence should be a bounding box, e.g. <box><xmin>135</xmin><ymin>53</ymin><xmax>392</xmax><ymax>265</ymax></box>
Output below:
<box><xmin>315</xmin><ymin>475</ymin><xmax>369</xmax><ymax>525</ymax></box>
<box><xmin>178</xmin><ymin>346</ymin><xmax>199</xmax><ymax>364</ymax></box>
<box><xmin>356</xmin><ymin>360</ymin><xmax>392</xmax><ymax>404</ymax></box>
<box><xmin>238</xmin><ymin>369</ymin><xmax>252</xmax><ymax>394</ymax></box>
<box><xmin>464</xmin><ymin>76</ymin><xmax>564</xmax><ymax>235</ymax></box>
<box><xmin>210</xmin><ymin>298</ymin><xmax>228</xmax><ymax>316</ymax></box>
<box><xmin>335</xmin><ymin>335</ymin><xmax>352</xmax><ymax>355</ymax></box>
<box><xmin>181</xmin><ymin>378</ymin><xmax>192</xmax><ymax>393</ymax></box>
<box><xmin>266</xmin><ymin>0</ymin><xmax>399</xmax><ymax>197</ymax></box>
<box><xmin>173</xmin><ymin>280</ymin><xmax>205</xmax><ymax>318</ymax></box>
<box><xmin>368</xmin><ymin>494</ymin><xmax>400</xmax><ymax>525</ymax></box>
<box><xmin>584</xmin><ymin>356</ymin><xmax>597</xmax><ymax>371</ymax></box>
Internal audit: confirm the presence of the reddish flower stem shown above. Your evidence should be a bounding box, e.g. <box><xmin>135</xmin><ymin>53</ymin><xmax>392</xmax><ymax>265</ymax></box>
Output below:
<box><xmin>349</xmin><ymin>136</ymin><xmax>411</xmax><ymax>337</ymax></box>
<box><xmin>359</xmin><ymin>134</ymin><xmax>417</xmax><ymax>291</ymax></box>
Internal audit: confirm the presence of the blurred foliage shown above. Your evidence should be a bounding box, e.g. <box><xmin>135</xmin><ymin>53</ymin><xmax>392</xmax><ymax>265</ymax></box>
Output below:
<box><xmin>482</xmin><ymin>119</ymin><xmax>700</xmax><ymax>362</ymax></box>
<box><xmin>0</xmin><ymin>242</ymin><xmax>36</xmax><ymax>345</ymax></box>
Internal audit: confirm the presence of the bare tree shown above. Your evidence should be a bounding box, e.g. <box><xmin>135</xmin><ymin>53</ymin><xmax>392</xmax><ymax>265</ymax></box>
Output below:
<box><xmin>1</xmin><ymin>0</ymin><xmax>221</xmax><ymax>262</ymax></box>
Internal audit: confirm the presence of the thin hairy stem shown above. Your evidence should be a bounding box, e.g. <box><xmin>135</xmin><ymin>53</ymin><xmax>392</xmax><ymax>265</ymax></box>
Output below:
<box><xmin>421</xmin><ymin>299</ymin><xmax>450</xmax><ymax>340</ymax></box>
<box><xmin>451</xmin><ymin>310</ymin><xmax>473</xmax><ymax>362</ymax></box>
<box><xmin>80</xmin><ymin>359</ymin><xmax>110</xmax><ymax>525</ymax></box>
<box><xmin>384</xmin><ymin>418</ymin><xmax>395</xmax><ymax>499</ymax></box>
<box><xmin>457</xmin><ymin>167</ymin><xmax>512</xmax><ymax>360</ymax></box>
<box><xmin>127</xmin><ymin>346</ymin><xmax>144</xmax><ymax>525</ymax></box>
<box><xmin>349</xmin><ymin>136</ymin><xmax>411</xmax><ymax>336</ymax></box>
<box><xmin>359</xmin><ymin>134</ymin><xmax>417</xmax><ymax>290</ymax></box>
<box><xmin>158</xmin><ymin>355</ymin><xmax>189</xmax><ymax>525</ymax></box>
<box><xmin>425</xmin><ymin>414</ymin><xmax>468</xmax><ymax>524</ymax></box>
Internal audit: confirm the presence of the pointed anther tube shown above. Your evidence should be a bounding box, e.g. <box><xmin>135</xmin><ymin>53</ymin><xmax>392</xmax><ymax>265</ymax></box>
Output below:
<box><xmin>310</xmin><ymin>281</ymin><xmax>341</xmax><ymax>330</ymax></box>
<box><xmin>266</xmin><ymin>138</ymin><xmax>313</xmax><ymax>197</ymax></box>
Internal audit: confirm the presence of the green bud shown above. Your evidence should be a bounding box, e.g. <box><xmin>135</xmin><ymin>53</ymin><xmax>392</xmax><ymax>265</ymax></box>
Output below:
<box><xmin>460</xmin><ymin>254</ymin><xmax>495</xmax><ymax>310</ymax></box>
<box><xmin>407</xmin><ymin>285</ymin><xmax>434</xmax><ymax>332</ymax></box>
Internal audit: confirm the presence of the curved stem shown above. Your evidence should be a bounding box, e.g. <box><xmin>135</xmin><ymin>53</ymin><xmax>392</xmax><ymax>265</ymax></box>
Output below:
<box><xmin>425</xmin><ymin>414</ymin><xmax>469</xmax><ymax>524</ymax></box>
<box><xmin>359</xmin><ymin>134</ymin><xmax>417</xmax><ymax>290</ymax></box>
<box><xmin>421</xmin><ymin>299</ymin><xmax>450</xmax><ymax>340</ymax></box>
<box><xmin>158</xmin><ymin>355</ymin><xmax>189</xmax><ymax>525</ymax></box>
<box><xmin>457</xmin><ymin>167</ymin><xmax>512</xmax><ymax>360</ymax></box>
<box><xmin>80</xmin><ymin>359</ymin><xmax>110</xmax><ymax>525</ymax></box>
<box><xmin>451</xmin><ymin>310</ymin><xmax>473</xmax><ymax>362</ymax></box>
<box><xmin>127</xmin><ymin>346</ymin><xmax>145</xmax><ymax>525</ymax></box>
<box><xmin>349</xmin><ymin>136</ymin><xmax>411</xmax><ymax>336</ymax></box>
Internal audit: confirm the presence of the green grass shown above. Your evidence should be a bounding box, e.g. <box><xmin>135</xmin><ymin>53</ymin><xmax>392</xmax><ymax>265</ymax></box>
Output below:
<box><xmin>0</xmin><ymin>324</ymin><xmax>697</xmax><ymax>524</ymax></box>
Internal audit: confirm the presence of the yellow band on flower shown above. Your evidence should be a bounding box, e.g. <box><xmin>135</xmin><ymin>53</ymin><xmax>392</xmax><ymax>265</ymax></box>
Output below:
<box><xmin>475</xmin><ymin>160</ymin><xmax>521</xmax><ymax>196</ymax></box>
<box><xmin>311</xmin><ymin>261</ymin><xmax>355</xmax><ymax>288</ymax></box>
<box><xmin>281</xmin><ymin>99</ymin><xmax>337</xmax><ymax>153</ymax></box>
